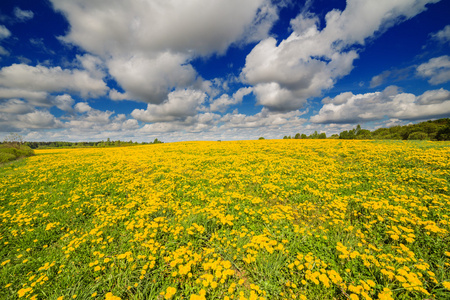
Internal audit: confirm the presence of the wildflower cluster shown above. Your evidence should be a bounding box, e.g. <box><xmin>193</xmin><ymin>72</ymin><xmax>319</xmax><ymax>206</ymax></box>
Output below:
<box><xmin>0</xmin><ymin>140</ymin><xmax>449</xmax><ymax>299</ymax></box>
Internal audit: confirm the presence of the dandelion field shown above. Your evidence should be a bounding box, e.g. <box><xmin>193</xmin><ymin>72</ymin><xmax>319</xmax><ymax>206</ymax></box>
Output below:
<box><xmin>1</xmin><ymin>140</ymin><xmax>449</xmax><ymax>300</ymax></box>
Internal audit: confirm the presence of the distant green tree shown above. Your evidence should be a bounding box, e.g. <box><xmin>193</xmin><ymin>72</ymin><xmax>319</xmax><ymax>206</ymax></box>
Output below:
<box><xmin>356</xmin><ymin>128</ymin><xmax>371</xmax><ymax>139</ymax></box>
<box><xmin>339</xmin><ymin>127</ymin><xmax>358</xmax><ymax>139</ymax></box>
<box><xmin>436</xmin><ymin>125</ymin><xmax>450</xmax><ymax>141</ymax></box>
<box><xmin>318</xmin><ymin>132</ymin><xmax>326</xmax><ymax>139</ymax></box>
<box><xmin>301</xmin><ymin>134</ymin><xmax>307</xmax><ymax>139</ymax></box>
<box><xmin>407</xmin><ymin>132</ymin><xmax>428</xmax><ymax>140</ymax></box>
<box><xmin>258</xmin><ymin>137</ymin><xmax>265</xmax><ymax>140</ymax></box>
<box><xmin>309</xmin><ymin>131</ymin><xmax>319</xmax><ymax>139</ymax></box>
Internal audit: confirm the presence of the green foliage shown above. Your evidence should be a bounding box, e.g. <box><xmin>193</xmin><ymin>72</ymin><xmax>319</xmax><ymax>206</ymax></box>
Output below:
<box><xmin>309</xmin><ymin>131</ymin><xmax>319</xmax><ymax>139</ymax></box>
<box><xmin>337</xmin><ymin>119</ymin><xmax>450</xmax><ymax>141</ymax></box>
<box><xmin>408</xmin><ymin>131</ymin><xmax>428</xmax><ymax>140</ymax></box>
<box><xmin>339</xmin><ymin>129</ymin><xmax>356</xmax><ymax>139</ymax></box>
<box><xmin>436</xmin><ymin>125</ymin><xmax>450</xmax><ymax>141</ymax></box>
<box><xmin>0</xmin><ymin>144</ymin><xmax>34</xmax><ymax>163</ymax></box>
<box><xmin>1</xmin><ymin>140</ymin><xmax>449</xmax><ymax>299</ymax></box>
<box><xmin>0</xmin><ymin>152</ymin><xmax>16</xmax><ymax>163</ymax></box>
<box><xmin>258</xmin><ymin>137</ymin><xmax>265</xmax><ymax>140</ymax></box>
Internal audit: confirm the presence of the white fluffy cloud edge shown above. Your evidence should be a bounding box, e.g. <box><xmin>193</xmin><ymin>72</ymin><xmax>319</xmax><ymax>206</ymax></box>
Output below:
<box><xmin>0</xmin><ymin>0</ymin><xmax>449</xmax><ymax>142</ymax></box>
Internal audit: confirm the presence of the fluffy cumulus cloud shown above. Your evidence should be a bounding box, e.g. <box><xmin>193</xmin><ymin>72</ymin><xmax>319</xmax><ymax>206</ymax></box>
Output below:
<box><xmin>416</xmin><ymin>55</ymin><xmax>450</xmax><ymax>85</ymax></box>
<box><xmin>136</xmin><ymin>107</ymin><xmax>307</xmax><ymax>141</ymax></box>
<box><xmin>131</xmin><ymin>89</ymin><xmax>207</xmax><ymax>122</ymax></box>
<box><xmin>51</xmin><ymin>0</ymin><xmax>275</xmax><ymax>56</ymax></box>
<box><xmin>67</xmin><ymin>102</ymin><xmax>138</xmax><ymax>132</ymax></box>
<box><xmin>0</xmin><ymin>88</ymin><xmax>48</xmax><ymax>103</ymax></box>
<box><xmin>53</xmin><ymin>94</ymin><xmax>75</xmax><ymax>112</ymax></box>
<box><xmin>0</xmin><ymin>64</ymin><xmax>108</xmax><ymax>101</ymax></box>
<box><xmin>139</xmin><ymin>112</ymin><xmax>220</xmax><ymax>134</ymax></box>
<box><xmin>310</xmin><ymin>86</ymin><xmax>450</xmax><ymax>124</ymax></box>
<box><xmin>241</xmin><ymin>0</ymin><xmax>439</xmax><ymax>111</ymax></box>
<box><xmin>209</xmin><ymin>87</ymin><xmax>253</xmax><ymax>112</ymax></box>
<box><xmin>0</xmin><ymin>108</ymin><xmax>62</xmax><ymax>131</ymax></box>
<box><xmin>0</xmin><ymin>99</ymin><xmax>34</xmax><ymax>114</ymax></box>
<box><xmin>107</xmin><ymin>53</ymin><xmax>197</xmax><ymax>104</ymax></box>
<box><xmin>50</xmin><ymin>0</ymin><xmax>278</xmax><ymax>104</ymax></box>
<box><xmin>220</xmin><ymin>108</ymin><xmax>306</xmax><ymax>129</ymax></box>
<box><xmin>17</xmin><ymin>110</ymin><xmax>60</xmax><ymax>129</ymax></box>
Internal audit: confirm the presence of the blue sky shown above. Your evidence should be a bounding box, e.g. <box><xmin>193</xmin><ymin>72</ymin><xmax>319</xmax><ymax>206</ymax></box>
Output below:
<box><xmin>0</xmin><ymin>0</ymin><xmax>449</xmax><ymax>142</ymax></box>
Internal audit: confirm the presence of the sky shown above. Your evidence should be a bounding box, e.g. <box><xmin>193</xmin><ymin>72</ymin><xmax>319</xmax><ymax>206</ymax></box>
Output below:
<box><xmin>0</xmin><ymin>0</ymin><xmax>449</xmax><ymax>142</ymax></box>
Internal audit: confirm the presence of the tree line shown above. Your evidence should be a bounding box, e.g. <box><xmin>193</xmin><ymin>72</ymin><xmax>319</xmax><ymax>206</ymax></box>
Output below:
<box><xmin>283</xmin><ymin>118</ymin><xmax>450</xmax><ymax>141</ymax></box>
<box><xmin>2</xmin><ymin>138</ymin><xmax>164</xmax><ymax>149</ymax></box>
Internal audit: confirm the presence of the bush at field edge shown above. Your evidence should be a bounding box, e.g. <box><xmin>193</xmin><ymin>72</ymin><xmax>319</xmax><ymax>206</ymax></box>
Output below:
<box><xmin>0</xmin><ymin>144</ymin><xmax>35</xmax><ymax>163</ymax></box>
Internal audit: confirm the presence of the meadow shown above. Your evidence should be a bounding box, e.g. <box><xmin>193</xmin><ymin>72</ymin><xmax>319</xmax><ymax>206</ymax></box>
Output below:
<box><xmin>0</xmin><ymin>140</ymin><xmax>449</xmax><ymax>300</ymax></box>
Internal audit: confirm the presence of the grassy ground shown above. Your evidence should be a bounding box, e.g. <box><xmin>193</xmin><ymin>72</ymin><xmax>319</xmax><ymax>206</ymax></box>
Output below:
<box><xmin>0</xmin><ymin>140</ymin><xmax>449</xmax><ymax>300</ymax></box>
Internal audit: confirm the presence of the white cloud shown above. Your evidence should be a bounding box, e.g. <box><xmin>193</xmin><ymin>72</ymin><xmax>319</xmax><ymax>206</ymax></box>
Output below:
<box><xmin>311</xmin><ymin>86</ymin><xmax>450</xmax><ymax>124</ymax></box>
<box><xmin>14</xmin><ymin>7</ymin><xmax>34</xmax><ymax>22</ymax></box>
<box><xmin>107</xmin><ymin>53</ymin><xmax>197</xmax><ymax>104</ymax></box>
<box><xmin>431</xmin><ymin>25</ymin><xmax>450</xmax><ymax>44</ymax></box>
<box><xmin>0</xmin><ymin>64</ymin><xmax>108</xmax><ymax>99</ymax></box>
<box><xmin>53</xmin><ymin>94</ymin><xmax>75</xmax><ymax>112</ymax></box>
<box><xmin>241</xmin><ymin>0</ymin><xmax>439</xmax><ymax>111</ymax></box>
<box><xmin>417</xmin><ymin>88</ymin><xmax>450</xmax><ymax>105</ymax></box>
<box><xmin>135</xmin><ymin>106</ymin><xmax>308</xmax><ymax>141</ymax></box>
<box><xmin>76</xmin><ymin>54</ymin><xmax>106</xmax><ymax>79</ymax></box>
<box><xmin>209</xmin><ymin>87</ymin><xmax>252</xmax><ymax>112</ymax></box>
<box><xmin>16</xmin><ymin>109</ymin><xmax>141</xmax><ymax>141</ymax></box>
<box><xmin>17</xmin><ymin>110</ymin><xmax>61</xmax><ymax>129</ymax></box>
<box><xmin>68</xmin><ymin>103</ymin><xmax>115</xmax><ymax>129</ymax></box>
<box><xmin>50</xmin><ymin>0</ymin><xmax>279</xmax><ymax>106</ymax></box>
<box><xmin>74</xmin><ymin>102</ymin><xmax>92</xmax><ymax>113</ymax></box>
<box><xmin>109</xmin><ymin>89</ymin><xmax>130</xmax><ymax>101</ymax></box>
<box><xmin>370</xmin><ymin>70</ymin><xmax>391</xmax><ymax>88</ymax></box>
<box><xmin>51</xmin><ymin>0</ymin><xmax>276</xmax><ymax>57</ymax></box>
<box><xmin>0</xmin><ymin>99</ymin><xmax>34</xmax><ymax>114</ymax></box>
<box><xmin>0</xmin><ymin>46</ymin><xmax>9</xmax><ymax>56</ymax></box>
<box><xmin>131</xmin><ymin>89</ymin><xmax>206</xmax><ymax>122</ymax></box>
<box><xmin>369</xmin><ymin>67</ymin><xmax>414</xmax><ymax>88</ymax></box>
<box><xmin>0</xmin><ymin>88</ymin><xmax>48</xmax><ymax>102</ymax></box>
<box><xmin>0</xmin><ymin>25</ymin><xmax>11</xmax><ymax>39</ymax></box>
<box><xmin>416</xmin><ymin>55</ymin><xmax>450</xmax><ymax>85</ymax></box>
<box><xmin>220</xmin><ymin>108</ymin><xmax>306</xmax><ymax>129</ymax></box>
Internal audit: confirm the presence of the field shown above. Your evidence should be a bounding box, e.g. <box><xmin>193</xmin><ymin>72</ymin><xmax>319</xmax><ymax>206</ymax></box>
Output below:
<box><xmin>0</xmin><ymin>140</ymin><xmax>449</xmax><ymax>300</ymax></box>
